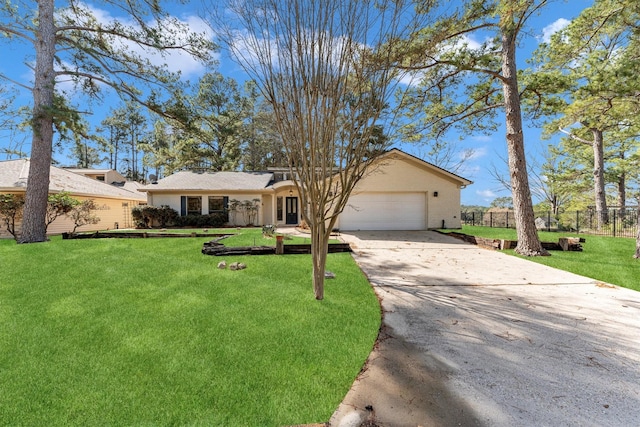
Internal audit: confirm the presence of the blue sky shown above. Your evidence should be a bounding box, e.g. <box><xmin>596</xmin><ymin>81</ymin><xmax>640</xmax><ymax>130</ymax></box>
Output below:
<box><xmin>0</xmin><ymin>0</ymin><xmax>593</xmax><ymax>206</ymax></box>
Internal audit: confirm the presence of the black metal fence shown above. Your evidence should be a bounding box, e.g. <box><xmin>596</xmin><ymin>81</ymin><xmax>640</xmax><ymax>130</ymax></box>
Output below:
<box><xmin>461</xmin><ymin>207</ymin><xmax>639</xmax><ymax>238</ymax></box>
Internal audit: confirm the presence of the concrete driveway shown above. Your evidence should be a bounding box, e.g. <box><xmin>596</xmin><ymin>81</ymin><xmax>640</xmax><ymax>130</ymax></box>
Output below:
<box><xmin>330</xmin><ymin>230</ymin><xmax>640</xmax><ymax>427</ymax></box>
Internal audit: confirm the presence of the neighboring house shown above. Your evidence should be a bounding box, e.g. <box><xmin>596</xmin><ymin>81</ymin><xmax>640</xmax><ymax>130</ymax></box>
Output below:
<box><xmin>64</xmin><ymin>168</ymin><xmax>127</xmax><ymax>184</ymax></box>
<box><xmin>139</xmin><ymin>149</ymin><xmax>472</xmax><ymax>231</ymax></box>
<box><xmin>0</xmin><ymin>159</ymin><xmax>147</xmax><ymax>238</ymax></box>
<box><xmin>65</xmin><ymin>167</ymin><xmax>144</xmax><ymax>194</ymax></box>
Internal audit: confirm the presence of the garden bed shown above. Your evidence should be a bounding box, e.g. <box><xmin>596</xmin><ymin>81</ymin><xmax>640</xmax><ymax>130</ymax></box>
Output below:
<box><xmin>202</xmin><ymin>240</ymin><xmax>352</xmax><ymax>256</ymax></box>
<box><xmin>63</xmin><ymin>231</ymin><xmax>235</xmax><ymax>239</ymax></box>
<box><xmin>442</xmin><ymin>231</ymin><xmax>584</xmax><ymax>251</ymax></box>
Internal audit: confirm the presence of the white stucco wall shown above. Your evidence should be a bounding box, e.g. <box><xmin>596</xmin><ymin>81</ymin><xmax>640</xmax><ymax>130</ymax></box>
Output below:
<box><xmin>144</xmin><ymin>192</ymin><xmax>266</xmax><ymax>226</ymax></box>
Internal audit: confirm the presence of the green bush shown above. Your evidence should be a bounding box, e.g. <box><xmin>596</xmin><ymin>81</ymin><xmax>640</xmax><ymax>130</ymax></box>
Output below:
<box><xmin>132</xmin><ymin>205</ymin><xmax>180</xmax><ymax>228</ymax></box>
<box><xmin>176</xmin><ymin>213</ymin><xmax>228</xmax><ymax>228</ymax></box>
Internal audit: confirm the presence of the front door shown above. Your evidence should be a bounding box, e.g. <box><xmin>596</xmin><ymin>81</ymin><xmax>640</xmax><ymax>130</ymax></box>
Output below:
<box><xmin>285</xmin><ymin>197</ymin><xmax>298</xmax><ymax>225</ymax></box>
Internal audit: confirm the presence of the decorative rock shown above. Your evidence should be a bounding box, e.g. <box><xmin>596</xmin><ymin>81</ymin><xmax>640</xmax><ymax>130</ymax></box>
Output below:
<box><xmin>217</xmin><ymin>261</ymin><xmax>227</xmax><ymax>269</ymax></box>
<box><xmin>325</xmin><ymin>271</ymin><xmax>336</xmax><ymax>279</ymax></box>
<box><xmin>229</xmin><ymin>262</ymin><xmax>247</xmax><ymax>271</ymax></box>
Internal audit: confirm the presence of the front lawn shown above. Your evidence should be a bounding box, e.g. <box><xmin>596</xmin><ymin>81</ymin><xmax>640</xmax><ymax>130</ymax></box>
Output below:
<box><xmin>455</xmin><ymin>225</ymin><xmax>639</xmax><ymax>292</ymax></box>
<box><xmin>0</xmin><ymin>230</ymin><xmax>380</xmax><ymax>426</ymax></box>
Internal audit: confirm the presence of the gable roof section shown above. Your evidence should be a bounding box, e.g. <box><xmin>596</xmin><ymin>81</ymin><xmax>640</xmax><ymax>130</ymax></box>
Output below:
<box><xmin>138</xmin><ymin>171</ymin><xmax>274</xmax><ymax>192</ymax></box>
<box><xmin>0</xmin><ymin>159</ymin><xmax>146</xmax><ymax>201</ymax></box>
<box><xmin>138</xmin><ymin>149</ymin><xmax>471</xmax><ymax>193</ymax></box>
<box><xmin>380</xmin><ymin>149</ymin><xmax>473</xmax><ymax>187</ymax></box>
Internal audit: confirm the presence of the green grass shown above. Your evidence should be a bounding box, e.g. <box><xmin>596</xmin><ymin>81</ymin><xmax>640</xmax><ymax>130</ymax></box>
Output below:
<box><xmin>0</xmin><ymin>230</ymin><xmax>380</xmax><ymax>426</ymax></box>
<box><xmin>453</xmin><ymin>225</ymin><xmax>639</xmax><ymax>292</ymax></box>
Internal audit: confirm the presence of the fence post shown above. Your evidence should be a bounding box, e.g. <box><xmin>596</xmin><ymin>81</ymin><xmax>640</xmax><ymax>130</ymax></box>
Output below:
<box><xmin>547</xmin><ymin>211</ymin><xmax>551</xmax><ymax>232</ymax></box>
<box><xmin>613</xmin><ymin>209</ymin><xmax>617</xmax><ymax>237</ymax></box>
<box><xmin>506</xmin><ymin>211</ymin><xmax>509</xmax><ymax>228</ymax></box>
<box><xmin>472</xmin><ymin>211</ymin><xmax>475</xmax><ymax>226</ymax></box>
<box><xmin>576</xmin><ymin>211</ymin><xmax>580</xmax><ymax>234</ymax></box>
<box><xmin>490</xmin><ymin>212</ymin><xmax>493</xmax><ymax>228</ymax></box>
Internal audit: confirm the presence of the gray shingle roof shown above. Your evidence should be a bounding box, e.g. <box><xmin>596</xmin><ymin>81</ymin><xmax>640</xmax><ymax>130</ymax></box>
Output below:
<box><xmin>138</xmin><ymin>171</ymin><xmax>274</xmax><ymax>192</ymax></box>
<box><xmin>0</xmin><ymin>159</ymin><xmax>146</xmax><ymax>201</ymax></box>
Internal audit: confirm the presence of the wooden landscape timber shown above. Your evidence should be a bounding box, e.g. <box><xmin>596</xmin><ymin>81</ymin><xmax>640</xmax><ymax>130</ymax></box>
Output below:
<box><xmin>201</xmin><ymin>241</ymin><xmax>352</xmax><ymax>256</ymax></box>
<box><xmin>443</xmin><ymin>231</ymin><xmax>584</xmax><ymax>252</ymax></box>
<box><xmin>63</xmin><ymin>231</ymin><xmax>234</xmax><ymax>239</ymax></box>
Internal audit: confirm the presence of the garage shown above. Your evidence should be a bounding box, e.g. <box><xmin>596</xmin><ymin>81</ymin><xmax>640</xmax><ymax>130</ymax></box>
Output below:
<box><xmin>339</xmin><ymin>192</ymin><xmax>426</xmax><ymax>231</ymax></box>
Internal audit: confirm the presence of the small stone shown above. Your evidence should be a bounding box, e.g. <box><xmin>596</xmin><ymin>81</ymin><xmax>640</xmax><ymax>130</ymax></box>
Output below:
<box><xmin>229</xmin><ymin>262</ymin><xmax>239</xmax><ymax>270</ymax></box>
<box><xmin>217</xmin><ymin>261</ymin><xmax>227</xmax><ymax>269</ymax></box>
<box><xmin>237</xmin><ymin>263</ymin><xmax>247</xmax><ymax>270</ymax></box>
<box><xmin>325</xmin><ymin>271</ymin><xmax>336</xmax><ymax>279</ymax></box>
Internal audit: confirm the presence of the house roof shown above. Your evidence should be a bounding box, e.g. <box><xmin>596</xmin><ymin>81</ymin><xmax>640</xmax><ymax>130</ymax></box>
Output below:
<box><xmin>138</xmin><ymin>170</ymin><xmax>274</xmax><ymax>192</ymax></box>
<box><xmin>138</xmin><ymin>149</ymin><xmax>472</xmax><ymax>194</ymax></box>
<box><xmin>64</xmin><ymin>168</ymin><xmax>116</xmax><ymax>174</ymax></box>
<box><xmin>382</xmin><ymin>149</ymin><xmax>473</xmax><ymax>187</ymax></box>
<box><xmin>0</xmin><ymin>159</ymin><xmax>147</xmax><ymax>201</ymax></box>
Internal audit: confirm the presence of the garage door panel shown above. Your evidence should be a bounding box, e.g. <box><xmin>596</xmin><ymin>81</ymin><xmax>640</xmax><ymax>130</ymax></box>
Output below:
<box><xmin>341</xmin><ymin>193</ymin><xmax>426</xmax><ymax>231</ymax></box>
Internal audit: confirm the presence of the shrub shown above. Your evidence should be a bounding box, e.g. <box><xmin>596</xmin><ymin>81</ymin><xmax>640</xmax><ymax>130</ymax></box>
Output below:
<box><xmin>69</xmin><ymin>200</ymin><xmax>100</xmax><ymax>233</ymax></box>
<box><xmin>132</xmin><ymin>205</ymin><xmax>180</xmax><ymax>228</ymax></box>
<box><xmin>229</xmin><ymin>199</ymin><xmax>260</xmax><ymax>226</ymax></box>
<box><xmin>0</xmin><ymin>193</ymin><xmax>25</xmax><ymax>240</ymax></box>
<box><xmin>131</xmin><ymin>206</ymin><xmax>147</xmax><ymax>228</ymax></box>
<box><xmin>46</xmin><ymin>192</ymin><xmax>80</xmax><ymax>230</ymax></box>
<box><xmin>156</xmin><ymin>205</ymin><xmax>180</xmax><ymax>227</ymax></box>
<box><xmin>176</xmin><ymin>213</ymin><xmax>228</xmax><ymax>228</ymax></box>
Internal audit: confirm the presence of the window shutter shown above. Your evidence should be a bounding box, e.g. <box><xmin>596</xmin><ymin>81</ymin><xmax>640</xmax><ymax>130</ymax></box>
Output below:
<box><xmin>180</xmin><ymin>196</ymin><xmax>186</xmax><ymax>216</ymax></box>
<box><xmin>223</xmin><ymin>196</ymin><xmax>229</xmax><ymax>210</ymax></box>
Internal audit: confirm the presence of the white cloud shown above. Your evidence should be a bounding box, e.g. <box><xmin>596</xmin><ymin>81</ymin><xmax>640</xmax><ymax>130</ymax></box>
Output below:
<box><xmin>476</xmin><ymin>189</ymin><xmax>497</xmax><ymax>199</ymax></box>
<box><xmin>60</xmin><ymin>3</ymin><xmax>214</xmax><ymax>79</ymax></box>
<box><xmin>464</xmin><ymin>146</ymin><xmax>487</xmax><ymax>161</ymax></box>
<box><xmin>454</xmin><ymin>35</ymin><xmax>483</xmax><ymax>51</ymax></box>
<box><xmin>541</xmin><ymin>18</ymin><xmax>570</xmax><ymax>43</ymax></box>
<box><xmin>455</xmin><ymin>163</ymin><xmax>481</xmax><ymax>179</ymax></box>
<box><xmin>470</xmin><ymin>135</ymin><xmax>494</xmax><ymax>143</ymax></box>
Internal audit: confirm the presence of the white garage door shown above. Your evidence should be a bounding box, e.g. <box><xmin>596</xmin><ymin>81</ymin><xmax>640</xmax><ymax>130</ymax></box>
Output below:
<box><xmin>340</xmin><ymin>192</ymin><xmax>426</xmax><ymax>231</ymax></box>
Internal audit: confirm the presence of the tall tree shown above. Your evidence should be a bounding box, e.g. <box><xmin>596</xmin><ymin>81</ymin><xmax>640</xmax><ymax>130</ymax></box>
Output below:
<box><xmin>399</xmin><ymin>0</ymin><xmax>549</xmax><ymax>256</ymax></box>
<box><xmin>241</xmin><ymin>91</ymin><xmax>288</xmax><ymax>171</ymax></box>
<box><xmin>527</xmin><ymin>0</ymin><xmax>640</xmax><ymax>227</ymax></box>
<box><xmin>0</xmin><ymin>0</ymin><xmax>214</xmax><ymax>243</ymax></box>
<box><xmin>178</xmin><ymin>72</ymin><xmax>251</xmax><ymax>171</ymax></box>
<box><xmin>211</xmin><ymin>0</ymin><xmax>425</xmax><ymax>299</ymax></box>
<box><xmin>99</xmin><ymin>108</ymin><xmax>128</xmax><ymax>171</ymax></box>
<box><xmin>139</xmin><ymin>119</ymin><xmax>174</xmax><ymax>179</ymax></box>
<box><xmin>49</xmin><ymin>95</ymin><xmax>104</xmax><ymax>168</ymax></box>
<box><xmin>0</xmin><ymin>85</ymin><xmax>27</xmax><ymax>159</ymax></box>
<box><xmin>120</xmin><ymin>101</ymin><xmax>147</xmax><ymax>181</ymax></box>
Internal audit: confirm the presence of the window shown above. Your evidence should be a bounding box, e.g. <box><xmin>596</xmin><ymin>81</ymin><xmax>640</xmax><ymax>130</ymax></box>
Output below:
<box><xmin>276</xmin><ymin>196</ymin><xmax>283</xmax><ymax>221</ymax></box>
<box><xmin>187</xmin><ymin>196</ymin><xmax>201</xmax><ymax>215</ymax></box>
<box><xmin>208</xmin><ymin>196</ymin><xmax>228</xmax><ymax>214</ymax></box>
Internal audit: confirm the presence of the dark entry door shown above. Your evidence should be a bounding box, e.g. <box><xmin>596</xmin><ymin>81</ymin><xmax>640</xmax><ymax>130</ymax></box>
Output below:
<box><xmin>285</xmin><ymin>197</ymin><xmax>298</xmax><ymax>224</ymax></box>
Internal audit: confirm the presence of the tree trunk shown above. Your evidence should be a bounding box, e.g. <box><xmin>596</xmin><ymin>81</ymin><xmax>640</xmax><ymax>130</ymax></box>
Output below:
<box><xmin>591</xmin><ymin>128</ymin><xmax>608</xmax><ymax>228</ymax></box>
<box><xmin>635</xmin><ymin>201</ymin><xmax>640</xmax><ymax>259</ymax></box>
<box><xmin>617</xmin><ymin>151</ymin><xmax>626</xmax><ymax>209</ymax></box>
<box><xmin>310</xmin><ymin>220</ymin><xmax>329</xmax><ymax>300</ymax></box>
<box><xmin>500</xmin><ymin>22</ymin><xmax>548</xmax><ymax>256</ymax></box>
<box><xmin>19</xmin><ymin>0</ymin><xmax>56</xmax><ymax>243</ymax></box>
<box><xmin>617</xmin><ymin>169</ymin><xmax>626</xmax><ymax>221</ymax></box>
